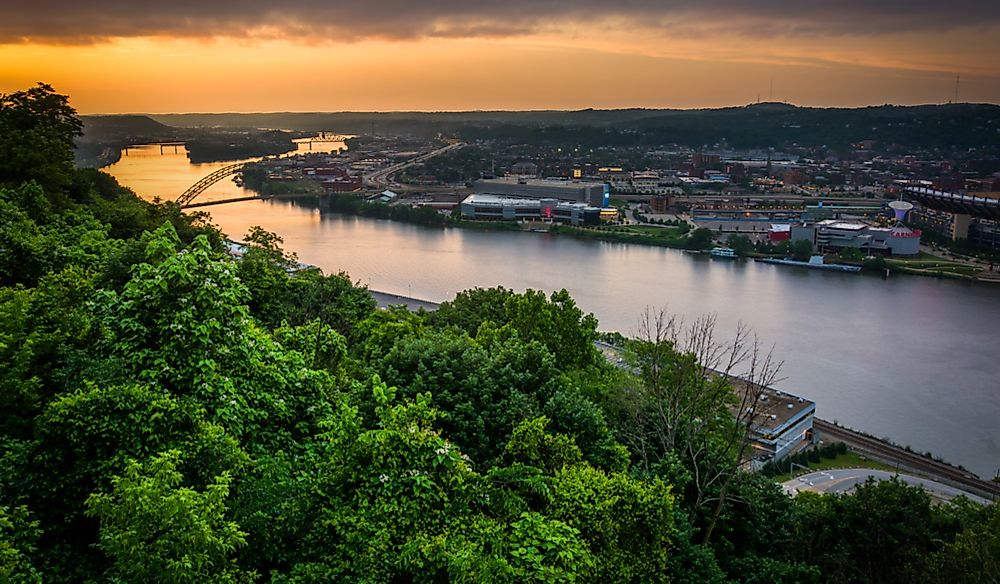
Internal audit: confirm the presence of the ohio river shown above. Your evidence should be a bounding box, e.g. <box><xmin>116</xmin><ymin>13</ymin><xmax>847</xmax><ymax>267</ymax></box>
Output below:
<box><xmin>107</xmin><ymin>142</ymin><xmax>1000</xmax><ymax>479</ymax></box>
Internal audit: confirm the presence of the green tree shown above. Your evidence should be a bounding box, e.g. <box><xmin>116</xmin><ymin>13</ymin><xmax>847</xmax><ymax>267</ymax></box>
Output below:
<box><xmin>728</xmin><ymin>234</ymin><xmax>753</xmax><ymax>256</ymax></box>
<box><xmin>838</xmin><ymin>246</ymin><xmax>864</xmax><ymax>262</ymax></box>
<box><xmin>375</xmin><ymin>330</ymin><xmax>547</xmax><ymax>464</ymax></box>
<box><xmin>87</xmin><ymin>450</ymin><xmax>254</xmax><ymax>584</ymax></box>
<box><xmin>0</xmin><ymin>83</ymin><xmax>83</xmax><ymax>194</ymax></box>
<box><xmin>792</xmin><ymin>239</ymin><xmax>813</xmax><ymax>261</ymax></box>
<box><xmin>93</xmin><ymin>222</ymin><xmax>337</xmax><ymax>444</ymax></box>
<box><xmin>928</xmin><ymin>502</ymin><xmax>1000</xmax><ymax>584</ymax></box>
<box><xmin>278</xmin><ymin>381</ymin><xmax>595</xmax><ymax>583</ymax></box>
<box><xmin>790</xmin><ymin>478</ymin><xmax>943</xmax><ymax>583</ymax></box>
<box><xmin>0</xmin><ymin>505</ymin><xmax>42</xmax><ymax>584</ymax></box>
<box><xmin>432</xmin><ymin>287</ymin><xmax>600</xmax><ymax>372</ymax></box>
<box><xmin>24</xmin><ymin>382</ymin><xmax>246</xmax><ymax>580</ymax></box>
<box><xmin>547</xmin><ymin>465</ymin><xmax>674</xmax><ymax>583</ymax></box>
<box><xmin>686</xmin><ymin>228</ymin><xmax>715</xmax><ymax>250</ymax></box>
<box><xmin>237</xmin><ymin>227</ymin><xmax>375</xmax><ymax>333</ymax></box>
<box><xmin>606</xmin><ymin>310</ymin><xmax>781</xmax><ymax>544</ymax></box>
<box><xmin>0</xmin><ymin>265</ymin><xmax>97</xmax><ymax>438</ymax></box>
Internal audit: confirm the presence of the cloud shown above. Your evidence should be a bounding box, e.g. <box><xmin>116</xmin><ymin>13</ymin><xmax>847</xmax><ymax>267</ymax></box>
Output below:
<box><xmin>2</xmin><ymin>0</ymin><xmax>999</xmax><ymax>44</ymax></box>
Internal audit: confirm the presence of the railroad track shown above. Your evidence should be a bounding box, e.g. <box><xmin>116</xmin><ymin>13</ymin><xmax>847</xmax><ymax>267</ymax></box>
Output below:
<box><xmin>814</xmin><ymin>418</ymin><xmax>1000</xmax><ymax>500</ymax></box>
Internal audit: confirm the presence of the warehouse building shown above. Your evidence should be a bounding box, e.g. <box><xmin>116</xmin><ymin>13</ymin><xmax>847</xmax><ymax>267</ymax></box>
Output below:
<box><xmin>473</xmin><ymin>177</ymin><xmax>610</xmax><ymax>207</ymax></box>
<box><xmin>459</xmin><ymin>194</ymin><xmax>603</xmax><ymax>226</ymax></box>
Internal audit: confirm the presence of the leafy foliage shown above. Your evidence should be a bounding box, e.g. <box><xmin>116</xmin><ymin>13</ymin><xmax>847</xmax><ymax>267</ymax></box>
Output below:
<box><xmin>0</xmin><ymin>82</ymin><xmax>994</xmax><ymax>584</ymax></box>
<box><xmin>87</xmin><ymin>450</ymin><xmax>254</xmax><ymax>583</ymax></box>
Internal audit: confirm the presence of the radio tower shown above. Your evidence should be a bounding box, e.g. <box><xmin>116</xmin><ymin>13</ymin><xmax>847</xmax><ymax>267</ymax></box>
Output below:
<box><xmin>954</xmin><ymin>74</ymin><xmax>960</xmax><ymax>103</ymax></box>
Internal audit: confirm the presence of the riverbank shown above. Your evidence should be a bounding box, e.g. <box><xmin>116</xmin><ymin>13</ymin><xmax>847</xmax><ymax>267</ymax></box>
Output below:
<box><xmin>282</xmin><ymin>192</ymin><xmax>991</xmax><ymax>282</ymax></box>
<box><xmin>365</xmin><ymin>286</ymin><xmax>998</xmax><ymax>498</ymax></box>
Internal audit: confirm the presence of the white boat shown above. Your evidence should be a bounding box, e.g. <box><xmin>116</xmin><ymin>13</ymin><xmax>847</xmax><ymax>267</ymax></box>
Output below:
<box><xmin>710</xmin><ymin>247</ymin><xmax>738</xmax><ymax>258</ymax></box>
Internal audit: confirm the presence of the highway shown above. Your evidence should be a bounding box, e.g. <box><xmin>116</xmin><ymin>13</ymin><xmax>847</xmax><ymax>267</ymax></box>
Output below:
<box><xmin>781</xmin><ymin>468</ymin><xmax>991</xmax><ymax>505</ymax></box>
<box><xmin>363</xmin><ymin>142</ymin><xmax>464</xmax><ymax>189</ymax></box>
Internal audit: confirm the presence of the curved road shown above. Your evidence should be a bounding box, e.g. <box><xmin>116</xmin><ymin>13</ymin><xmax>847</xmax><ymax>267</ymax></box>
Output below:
<box><xmin>364</xmin><ymin>142</ymin><xmax>464</xmax><ymax>189</ymax></box>
<box><xmin>782</xmin><ymin>468</ymin><xmax>992</xmax><ymax>505</ymax></box>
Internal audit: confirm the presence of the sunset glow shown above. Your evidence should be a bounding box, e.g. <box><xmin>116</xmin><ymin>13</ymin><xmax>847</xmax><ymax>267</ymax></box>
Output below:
<box><xmin>2</xmin><ymin>1</ymin><xmax>999</xmax><ymax>111</ymax></box>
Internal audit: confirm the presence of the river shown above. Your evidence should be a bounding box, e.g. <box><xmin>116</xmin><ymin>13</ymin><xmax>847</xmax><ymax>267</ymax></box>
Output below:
<box><xmin>106</xmin><ymin>141</ymin><xmax>1000</xmax><ymax>479</ymax></box>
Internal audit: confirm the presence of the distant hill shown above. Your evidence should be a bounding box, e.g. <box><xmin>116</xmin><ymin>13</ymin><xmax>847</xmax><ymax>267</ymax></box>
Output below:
<box><xmin>148</xmin><ymin>103</ymin><xmax>1000</xmax><ymax>154</ymax></box>
<box><xmin>74</xmin><ymin>115</ymin><xmax>179</xmax><ymax>168</ymax></box>
<box><xmin>80</xmin><ymin>115</ymin><xmax>178</xmax><ymax>143</ymax></box>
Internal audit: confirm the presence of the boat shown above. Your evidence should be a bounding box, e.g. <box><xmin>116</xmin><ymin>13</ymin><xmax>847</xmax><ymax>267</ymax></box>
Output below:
<box><xmin>709</xmin><ymin>247</ymin><xmax>738</xmax><ymax>258</ymax></box>
<box><xmin>754</xmin><ymin>255</ymin><xmax>861</xmax><ymax>273</ymax></box>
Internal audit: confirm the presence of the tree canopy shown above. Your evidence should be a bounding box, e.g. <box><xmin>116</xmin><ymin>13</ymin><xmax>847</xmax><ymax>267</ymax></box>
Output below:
<box><xmin>0</xmin><ymin>83</ymin><xmax>994</xmax><ymax>584</ymax></box>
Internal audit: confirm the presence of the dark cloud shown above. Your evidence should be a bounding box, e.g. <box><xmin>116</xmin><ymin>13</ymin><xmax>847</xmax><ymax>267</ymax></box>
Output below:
<box><xmin>2</xmin><ymin>0</ymin><xmax>999</xmax><ymax>44</ymax></box>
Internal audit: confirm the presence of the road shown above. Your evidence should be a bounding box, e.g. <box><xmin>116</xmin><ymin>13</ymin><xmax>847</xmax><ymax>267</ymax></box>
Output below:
<box><xmin>363</xmin><ymin>142</ymin><xmax>464</xmax><ymax>189</ymax></box>
<box><xmin>781</xmin><ymin>468</ymin><xmax>992</xmax><ymax>505</ymax></box>
<box><xmin>813</xmin><ymin>418</ymin><xmax>1000</xmax><ymax>500</ymax></box>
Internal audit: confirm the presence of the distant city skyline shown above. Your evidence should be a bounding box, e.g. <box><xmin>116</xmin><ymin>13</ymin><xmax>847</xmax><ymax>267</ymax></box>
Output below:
<box><xmin>2</xmin><ymin>1</ymin><xmax>999</xmax><ymax>113</ymax></box>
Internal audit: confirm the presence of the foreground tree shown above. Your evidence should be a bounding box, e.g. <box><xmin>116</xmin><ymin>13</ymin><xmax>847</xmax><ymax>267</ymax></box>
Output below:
<box><xmin>608</xmin><ymin>309</ymin><xmax>781</xmax><ymax>543</ymax></box>
<box><xmin>0</xmin><ymin>83</ymin><xmax>83</xmax><ymax>195</ymax></box>
<box><xmin>87</xmin><ymin>450</ymin><xmax>254</xmax><ymax>583</ymax></box>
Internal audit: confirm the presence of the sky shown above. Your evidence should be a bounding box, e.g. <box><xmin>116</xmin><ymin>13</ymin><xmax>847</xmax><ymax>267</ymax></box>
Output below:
<box><xmin>2</xmin><ymin>1</ymin><xmax>1000</xmax><ymax>113</ymax></box>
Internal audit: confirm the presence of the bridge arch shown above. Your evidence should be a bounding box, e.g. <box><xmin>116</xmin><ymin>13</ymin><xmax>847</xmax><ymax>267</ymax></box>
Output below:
<box><xmin>176</xmin><ymin>162</ymin><xmax>247</xmax><ymax>207</ymax></box>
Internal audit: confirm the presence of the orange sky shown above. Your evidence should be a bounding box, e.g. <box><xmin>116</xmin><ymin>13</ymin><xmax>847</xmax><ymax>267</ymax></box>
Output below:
<box><xmin>2</xmin><ymin>4</ymin><xmax>999</xmax><ymax>112</ymax></box>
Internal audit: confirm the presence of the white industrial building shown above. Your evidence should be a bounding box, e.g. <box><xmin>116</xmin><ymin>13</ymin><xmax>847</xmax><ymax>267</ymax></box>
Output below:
<box><xmin>459</xmin><ymin>194</ymin><xmax>604</xmax><ymax>226</ymax></box>
<box><xmin>473</xmin><ymin>177</ymin><xmax>610</xmax><ymax>207</ymax></box>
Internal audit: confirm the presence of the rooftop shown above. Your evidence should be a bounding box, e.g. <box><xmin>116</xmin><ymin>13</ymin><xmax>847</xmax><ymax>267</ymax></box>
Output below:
<box><xmin>476</xmin><ymin>176</ymin><xmax>605</xmax><ymax>189</ymax></box>
<box><xmin>817</xmin><ymin>219</ymin><xmax>868</xmax><ymax>231</ymax></box>
<box><xmin>462</xmin><ymin>193</ymin><xmax>596</xmax><ymax>210</ymax></box>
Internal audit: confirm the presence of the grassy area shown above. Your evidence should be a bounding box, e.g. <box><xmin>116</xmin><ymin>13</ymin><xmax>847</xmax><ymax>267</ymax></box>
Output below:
<box><xmin>604</xmin><ymin>225</ymin><xmax>686</xmax><ymax>238</ymax></box>
<box><xmin>886</xmin><ymin>258</ymin><xmax>981</xmax><ymax>279</ymax></box>
<box><xmin>772</xmin><ymin>451</ymin><xmax>897</xmax><ymax>483</ymax></box>
<box><xmin>551</xmin><ymin>224</ymin><xmax>692</xmax><ymax>249</ymax></box>
<box><xmin>883</xmin><ymin>251</ymin><xmax>983</xmax><ymax>280</ymax></box>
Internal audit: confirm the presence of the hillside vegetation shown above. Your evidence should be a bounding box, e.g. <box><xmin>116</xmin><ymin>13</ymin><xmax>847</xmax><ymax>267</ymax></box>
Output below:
<box><xmin>1</xmin><ymin>83</ymin><xmax>997</xmax><ymax>584</ymax></box>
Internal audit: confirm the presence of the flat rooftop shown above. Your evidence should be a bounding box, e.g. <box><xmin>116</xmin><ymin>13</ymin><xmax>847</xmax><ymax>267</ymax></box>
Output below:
<box><xmin>817</xmin><ymin>220</ymin><xmax>868</xmax><ymax>231</ymax></box>
<box><xmin>476</xmin><ymin>177</ymin><xmax>605</xmax><ymax>189</ymax></box>
<box><xmin>718</xmin><ymin>373</ymin><xmax>815</xmax><ymax>434</ymax></box>
<box><xmin>462</xmin><ymin>193</ymin><xmax>594</xmax><ymax>209</ymax></box>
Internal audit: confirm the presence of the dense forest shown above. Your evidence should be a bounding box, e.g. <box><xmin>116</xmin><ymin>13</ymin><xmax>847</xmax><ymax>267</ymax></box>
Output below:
<box><xmin>2</xmin><ymin>83</ymin><xmax>998</xmax><ymax>583</ymax></box>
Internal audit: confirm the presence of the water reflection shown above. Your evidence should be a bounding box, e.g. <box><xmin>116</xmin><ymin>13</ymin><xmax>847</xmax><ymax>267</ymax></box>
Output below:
<box><xmin>105</xmin><ymin>143</ymin><xmax>1000</xmax><ymax>479</ymax></box>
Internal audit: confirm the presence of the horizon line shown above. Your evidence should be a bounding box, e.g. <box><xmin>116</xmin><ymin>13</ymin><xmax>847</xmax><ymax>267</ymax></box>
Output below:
<box><xmin>80</xmin><ymin>100</ymin><xmax>1000</xmax><ymax>117</ymax></box>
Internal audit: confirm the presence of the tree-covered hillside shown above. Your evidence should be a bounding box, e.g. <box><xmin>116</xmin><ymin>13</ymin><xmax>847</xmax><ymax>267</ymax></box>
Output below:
<box><xmin>148</xmin><ymin>103</ymin><xmax>1000</xmax><ymax>154</ymax></box>
<box><xmin>1</xmin><ymin>83</ymin><xmax>997</xmax><ymax>583</ymax></box>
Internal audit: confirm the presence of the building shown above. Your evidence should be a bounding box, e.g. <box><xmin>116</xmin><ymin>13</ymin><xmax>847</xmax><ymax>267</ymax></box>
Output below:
<box><xmin>459</xmin><ymin>194</ymin><xmax>602</xmax><ymax>226</ymax></box>
<box><xmin>722</xmin><ymin>376</ymin><xmax>815</xmax><ymax>466</ymax></box>
<box><xmin>790</xmin><ymin>219</ymin><xmax>921</xmax><ymax>256</ymax></box>
<box><xmin>650</xmin><ymin>195</ymin><xmax>672</xmax><ymax>213</ymax></box>
<box><xmin>768</xmin><ymin>224</ymin><xmax>791</xmax><ymax>242</ymax></box>
<box><xmin>747</xmin><ymin>388</ymin><xmax>816</xmax><ymax>463</ymax></box>
<box><xmin>367</xmin><ymin>190</ymin><xmax>399</xmax><ymax>204</ymax></box>
<box><xmin>510</xmin><ymin>161</ymin><xmax>539</xmax><ymax>176</ymax></box>
<box><xmin>473</xmin><ymin>177</ymin><xmax>610</xmax><ymax>207</ymax></box>
<box><xmin>322</xmin><ymin>176</ymin><xmax>363</xmax><ymax>192</ymax></box>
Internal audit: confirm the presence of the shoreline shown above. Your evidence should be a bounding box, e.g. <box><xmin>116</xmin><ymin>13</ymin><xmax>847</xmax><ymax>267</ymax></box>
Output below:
<box><xmin>370</xmin><ymin>289</ymin><xmax>998</xmax><ymax>498</ymax></box>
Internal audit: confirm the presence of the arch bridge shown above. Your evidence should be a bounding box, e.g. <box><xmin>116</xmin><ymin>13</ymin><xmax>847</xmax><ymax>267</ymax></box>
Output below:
<box><xmin>175</xmin><ymin>163</ymin><xmax>247</xmax><ymax>208</ymax></box>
